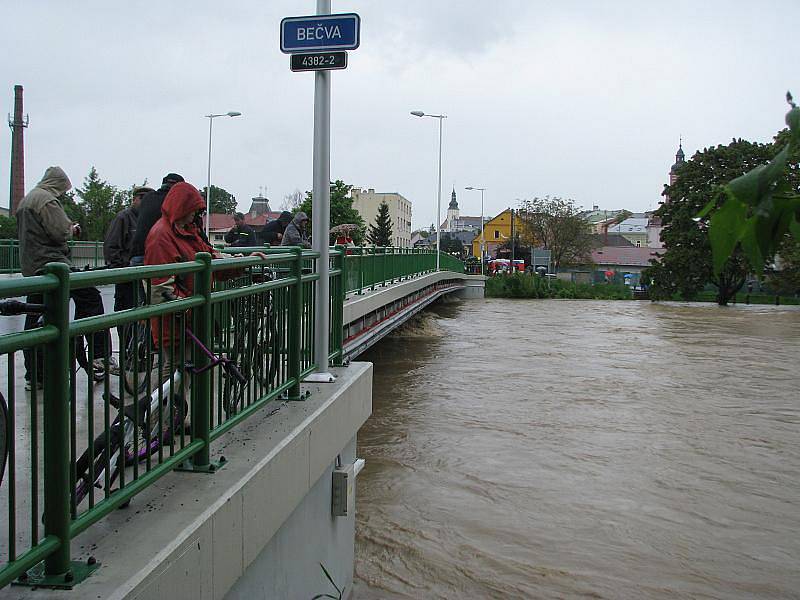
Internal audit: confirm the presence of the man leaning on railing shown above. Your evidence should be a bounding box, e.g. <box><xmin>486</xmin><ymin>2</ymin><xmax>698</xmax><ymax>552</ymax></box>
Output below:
<box><xmin>16</xmin><ymin>166</ymin><xmax>117</xmax><ymax>390</ymax></box>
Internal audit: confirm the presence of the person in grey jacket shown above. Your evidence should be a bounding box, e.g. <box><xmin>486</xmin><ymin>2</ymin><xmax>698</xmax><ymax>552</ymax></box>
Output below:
<box><xmin>16</xmin><ymin>166</ymin><xmax>79</xmax><ymax>276</ymax></box>
<box><xmin>280</xmin><ymin>211</ymin><xmax>311</xmax><ymax>248</ymax></box>
<box><xmin>17</xmin><ymin>166</ymin><xmax>115</xmax><ymax>388</ymax></box>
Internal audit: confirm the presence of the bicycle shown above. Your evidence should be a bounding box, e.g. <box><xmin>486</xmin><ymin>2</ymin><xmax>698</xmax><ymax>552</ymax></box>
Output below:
<box><xmin>221</xmin><ymin>269</ymin><xmax>280</xmax><ymax>417</ymax></box>
<box><xmin>0</xmin><ymin>392</ymin><xmax>6</xmax><ymax>487</ymax></box>
<box><xmin>121</xmin><ymin>316</ymin><xmax>153</xmax><ymax>395</ymax></box>
<box><xmin>73</xmin><ymin>315</ymin><xmax>245</xmax><ymax>506</ymax></box>
<box><xmin>0</xmin><ymin>299</ymin><xmax>111</xmax><ymax>385</ymax></box>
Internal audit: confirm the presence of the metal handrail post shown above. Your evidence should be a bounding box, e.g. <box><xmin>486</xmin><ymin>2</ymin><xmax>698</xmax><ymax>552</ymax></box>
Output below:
<box><xmin>42</xmin><ymin>263</ymin><xmax>71</xmax><ymax>576</ymax></box>
<box><xmin>333</xmin><ymin>246</ymin><xmax>345</xmax><ymax>366</ymax></box>
<box><xmin>287</xmin><ymin>248</ymin><xmax>303</xmax><ymax>400</ymax></box>
<box><xmin>190</xmin><ymin>253</ymin><xmax>212</xmax><ymax>469</ymax></box>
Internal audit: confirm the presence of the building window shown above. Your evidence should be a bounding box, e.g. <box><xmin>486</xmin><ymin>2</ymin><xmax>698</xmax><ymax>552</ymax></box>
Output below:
<box><xmin>494</xmin><ymin>230</ymin><xmax>499</xmax><ymax>239</ymax></box>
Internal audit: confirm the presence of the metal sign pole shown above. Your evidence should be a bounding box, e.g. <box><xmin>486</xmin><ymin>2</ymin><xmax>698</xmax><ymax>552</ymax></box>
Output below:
<box><xmin>310</xmin><ymin>0</ymin><xmax>334</xmax><ymax>382</ymax></box>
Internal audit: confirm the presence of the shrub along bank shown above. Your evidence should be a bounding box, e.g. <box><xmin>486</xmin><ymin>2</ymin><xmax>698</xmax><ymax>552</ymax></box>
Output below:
<box><xmin>485</xmin><ymin>273</ymin><xmax>632</xmax><ymax>300</ymax></box>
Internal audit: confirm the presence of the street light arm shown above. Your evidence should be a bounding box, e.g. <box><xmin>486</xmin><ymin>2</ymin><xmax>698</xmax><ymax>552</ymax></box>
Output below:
<box><xmin>410</xmin><ymin>110</ymin><xmax>447</xmax><ymax>120</ymax></box>
<box><xmin>205</xmin><ymin>111</ymin><xmax>243</xmax><ymax>119</ymax></box>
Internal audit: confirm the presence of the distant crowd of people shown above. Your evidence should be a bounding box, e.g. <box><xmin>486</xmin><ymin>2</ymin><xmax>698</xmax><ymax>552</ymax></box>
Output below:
<box><xmin>224</xmin><ymin>209</ymin><xmax>311</xmax><ymax>250</ymax></box>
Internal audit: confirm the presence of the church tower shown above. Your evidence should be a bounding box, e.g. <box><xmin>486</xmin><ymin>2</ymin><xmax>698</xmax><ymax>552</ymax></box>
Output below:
<box><xmin>446</xmin><ymin>187</ymin><xmax>459</xmax><ymax>232</ymax></box>
<box><xmin>669</xmin><ymin>140</ymin><xmax>685</xmax><ymax>186</ymax></box>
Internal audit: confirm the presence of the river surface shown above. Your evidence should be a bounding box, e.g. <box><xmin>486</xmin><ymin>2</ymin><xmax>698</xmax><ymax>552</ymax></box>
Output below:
<box><xmin>352</xmin><ymin>298</ymin><xmax>800</xmax><ymax>599</ymax></box>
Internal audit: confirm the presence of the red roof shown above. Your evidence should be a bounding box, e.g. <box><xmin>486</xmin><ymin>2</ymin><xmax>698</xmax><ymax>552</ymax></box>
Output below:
<box><xmin>591</xmin><ymin>246</ymin><xmax>662</xmax><ymax>267</ymax></box>
<box><xmin>208</xmin><ymin>212</ymin><xmax>282</xmax><ymax>231</ymax></box>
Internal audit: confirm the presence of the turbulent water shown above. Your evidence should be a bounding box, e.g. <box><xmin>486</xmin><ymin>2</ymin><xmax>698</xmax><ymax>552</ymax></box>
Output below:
<box><xmin>352</xmin><ymin>298</ymin><xmax>800</xmax><ymax>599</ymax></box>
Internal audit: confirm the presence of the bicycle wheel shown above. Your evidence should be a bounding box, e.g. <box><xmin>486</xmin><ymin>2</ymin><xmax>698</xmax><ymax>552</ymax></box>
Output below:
<box><xmin>222</xmin><ymin>302</ymin><xmax>251</xmax><ymax>417</ymax></box>
<box><xmin>74</xmin><ymin>332</ymin><xmax>112</xmax><ymax>383</ymax></box>
<box><xmin>74</xmin><ymin>415</ymin><xmax>128</xmax><ymax>505</ymax></box>
<box><xmin>123</xmin><ymin>320</ymin><xmax>153</xmax><ymax>395</ymax></box>
<box><xmin>0</xmin><ymin>392</ymin><xmax>7</xmax><ymax>487</ymax></box>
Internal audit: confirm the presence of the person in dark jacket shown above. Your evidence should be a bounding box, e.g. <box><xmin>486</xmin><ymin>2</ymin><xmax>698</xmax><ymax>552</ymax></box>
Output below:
<box><xmin>104</xmin><ymin>185</ymin><xmax>153</xmax><ymax>311</ymax></box>
<box><xmin>260</xmin><ymin>211</ymin><xmax>292</xmax><ymax>245</ymax></box>
<box><xmin>224</xmin><ymin>212</ymin><xmax>257</xmax><ymax>247</ymax></box>
<box><xmin>17</xmin><ymin>166</ymin><xmax>114</xmax><ymax>388</ymax></box>
<box><xmin>280</xmin><ymin>212</ymin><xmax>311</xmax><ymax>248</ymax></box>
<box><xmin>130</xmin><ymin>173</ymin><xmax>184</xmax><ymax>265</ymax></box>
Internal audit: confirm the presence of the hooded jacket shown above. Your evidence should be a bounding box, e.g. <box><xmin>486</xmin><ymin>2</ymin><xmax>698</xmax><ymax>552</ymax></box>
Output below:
<box><xmin>145</xmin><ymin>182</ymin><xmax>212</xmax><ymax>299</ymax></box>
<box><xmin>280</xmin><ymin>212</ymin><xmax>311</xmax><ymax>248</ymax></box>
<box><xmin>16</xmin><ymin>167</ymin><xmax>74</xmax><ymax>276</ymax></box>
<box><xmin>131</xmin><ymin>183</ymin><xmax>173</xmax><ymax>258</ymax></box>
<box><xmin>145</xmin><ymin>183</ymin><xmax>238</xmax><ymax>346</ymax></box>
<box><xmin>260</xmin><ymin>211</ymin><xmax>293</xmax><ymax>245</ymax></box>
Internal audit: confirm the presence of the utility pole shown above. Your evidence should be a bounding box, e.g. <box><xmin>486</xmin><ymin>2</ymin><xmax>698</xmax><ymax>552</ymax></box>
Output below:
<box><xmin>510</xmin><ymin>208</ymin><xmax>515</xmax><ymax>267</ymax></box>
<box><xmin>8</xmin><ymin>85</ymin><xmax>29</xmax><ymax>216</ymax></box>
<box><xmin>310</xmin><ymin>0</ymin><xmax>334</xmax><ymax>382</ymax></box>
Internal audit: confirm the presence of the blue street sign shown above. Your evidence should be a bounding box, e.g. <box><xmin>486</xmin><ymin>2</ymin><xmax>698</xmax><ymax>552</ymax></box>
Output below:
<box><xmin>280</xmin><ymin>13</ymin><xmax>360</xmax><ymax>53</ymax></box>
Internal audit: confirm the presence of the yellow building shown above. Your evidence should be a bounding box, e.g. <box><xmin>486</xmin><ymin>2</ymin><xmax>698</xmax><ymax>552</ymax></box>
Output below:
<box><xmin>471</xmin><ymin>209</ymin><xmax>525</xmax><ymax>259</ymax></box>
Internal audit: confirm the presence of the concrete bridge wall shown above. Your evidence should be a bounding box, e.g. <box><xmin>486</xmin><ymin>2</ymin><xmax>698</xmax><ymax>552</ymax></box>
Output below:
<box><xmin>342</xmin><ymin>272</ymin><xmax>485</xmax><ymax>360</ymax></box>
<box><xmin>4</xmin><ymin>364</ymin><xmax>372</xmax><ymax>600</ymax></box>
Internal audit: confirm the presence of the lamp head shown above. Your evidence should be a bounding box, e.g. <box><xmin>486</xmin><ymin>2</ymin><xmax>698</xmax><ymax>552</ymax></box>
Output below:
<box><xmin>410</xmin><ymin>111</ymin><xmax>425</xmax><ymax>117</ymax></box>
<box><xmin>227</xmin><ymin>111</ymin><xmax>242</xmax><ymax>117</ymax></box>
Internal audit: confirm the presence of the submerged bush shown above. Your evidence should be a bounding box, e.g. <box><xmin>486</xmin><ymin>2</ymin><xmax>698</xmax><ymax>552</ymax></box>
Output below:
<box><xmin>485</xmin><ymin>273</ymin><xmax>632</xmax><ymax>300</ymax></box>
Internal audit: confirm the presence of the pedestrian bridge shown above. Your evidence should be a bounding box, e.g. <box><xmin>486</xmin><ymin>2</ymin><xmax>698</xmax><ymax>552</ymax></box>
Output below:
<box><xmin>0</xmin><ymin>247</ymin><xmax>483</xmax><ymax>598</ymax></box>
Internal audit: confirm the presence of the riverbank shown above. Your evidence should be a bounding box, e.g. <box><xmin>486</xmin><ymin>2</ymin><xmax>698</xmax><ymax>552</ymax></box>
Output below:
<box><xmin>485</xmin><ymin>273</ymin><xmax>800</xmax><ymax>305</ymax></box>
<box><xmin>485</xmin><ymin>273</ymin><xmax>631</xmax><ymax>299</ymax></box>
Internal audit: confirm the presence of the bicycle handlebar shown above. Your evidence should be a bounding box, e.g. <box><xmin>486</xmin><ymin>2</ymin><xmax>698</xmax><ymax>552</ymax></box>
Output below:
<box><xmin>0</xmin><ymin>300</ymin><xmax>46</xmax><ymax>316</ymax></box>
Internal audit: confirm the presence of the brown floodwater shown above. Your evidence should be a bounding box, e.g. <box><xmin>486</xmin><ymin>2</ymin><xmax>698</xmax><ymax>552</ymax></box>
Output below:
<box><xmin>353</xmin><ymin>298</ymin><xmax>800</xmax><ymax>599</ymax></box>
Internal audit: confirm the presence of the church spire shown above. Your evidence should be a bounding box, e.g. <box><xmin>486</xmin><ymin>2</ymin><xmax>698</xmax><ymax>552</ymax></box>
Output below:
<box><xmin>448</xmin><ymin>187</ymin><xmax>458</xmax><ymax>210</ymax></box>
<box><xmin>675</xmin><ymin>136</ymin><xmax>685</xmax><ymax>162</ymax></box>
<box><xmin>671</xmin><ymin>138</ymin><xmax>685</xmax><ymax>174</ymax></box>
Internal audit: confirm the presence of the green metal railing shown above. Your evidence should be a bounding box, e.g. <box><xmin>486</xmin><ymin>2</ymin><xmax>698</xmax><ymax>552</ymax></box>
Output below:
<box><xmin>339</xmin><ymin>246</ymin><xmax>441</xmax><ymax>294</ymax></box>
<box><xmin>0</xmin><ymin>245</ymin><xmax>462</xmax><ymax>588</ymax></box>
<box><xmin>0</xmin><ymin>240</ymin><xmax>105</xmax><ymax>274</ymax></box>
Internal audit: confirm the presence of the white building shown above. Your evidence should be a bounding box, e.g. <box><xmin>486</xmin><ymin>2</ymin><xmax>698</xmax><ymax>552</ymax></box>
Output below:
<box><xmin>350</xmin><ymin>188</ymin><xmax>413</xmax><ymax>248</ymax></box>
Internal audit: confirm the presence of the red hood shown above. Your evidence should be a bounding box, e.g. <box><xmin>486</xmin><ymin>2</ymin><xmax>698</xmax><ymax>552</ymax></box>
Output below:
<box><xmin>161</xmin><ymin>182</ymin><xmax>205</xmax><ymax>227</ymax></box>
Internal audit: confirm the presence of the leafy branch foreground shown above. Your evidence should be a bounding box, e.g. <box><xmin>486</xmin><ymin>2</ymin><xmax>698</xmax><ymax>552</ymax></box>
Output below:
<box><xmin>704</xmin><ymin>92</ymin><xmax>800</xmax><ymax>274</ymax></box>
<box><xmin>486</xmin><ymin>274</ymin><xmax>632</xmax><ymax>300</ymax></box>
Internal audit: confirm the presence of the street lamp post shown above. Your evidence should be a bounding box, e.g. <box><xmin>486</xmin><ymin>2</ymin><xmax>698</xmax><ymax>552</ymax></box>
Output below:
<box><xmin>204</xmin><ymin>111</ymin><xmax>242</xmax><ymax>238</ymax></box>
<box><xmin>410</xmin><ymin>111</ymin><xmax>446</xmax><ymax>271</ymax></box>
<box><xmin>465</xmin><ymin>186</ymin><xmax>485</xmax><ymax>275</ymax></box>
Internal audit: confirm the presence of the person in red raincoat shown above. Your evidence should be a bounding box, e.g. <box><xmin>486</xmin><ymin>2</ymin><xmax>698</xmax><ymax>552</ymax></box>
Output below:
<box><xmin>144</xmin><ymin>182</ymin><xmax>262</xmax><ymax>366</ymax></box>
<box><xmin>143</xmin><ymin>182</ymin><xmax>266</xmax><ymax>437</ymax></box>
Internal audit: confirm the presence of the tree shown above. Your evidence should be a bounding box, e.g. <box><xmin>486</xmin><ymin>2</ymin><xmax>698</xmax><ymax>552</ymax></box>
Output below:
<box><xmin>299</xmin><ymin>179</ymin><xmax>366</xmax><ymax>244</ymax></box>
<box><xmin>74</xmin><ymin>167</ymin><xmax>126</xmax><ymax>241</ymax></box>
<box><xmin>497</xmin><ymin>237</ymin><xmax>532</xmax><ymax>263</ymax></box>
<box><xmin>440</xmin><ymin>233</ymin><xmax>463</xmax><ymax>256</ymax></box>
<box><xmin>367</xmin><ymin>201</ymin><xmax>393</xmax><ymax>246</ymax></box>
<box><xmin>704</xmin><ymin>93</ymin><xmax>800</xmax><ymax>285</ymax></box>
<box><xmin>201</xmin><ymin>185</ymin><xmax>237</xmax><ymax>214</ymax></box>
<box><xmin>767</xmin><ymin>236</ymin><xmax>800</xmax><ymax>295</ymax></box>
<box><xmin>0</xmin><ymin>215</ymin><xmax>16</xmax><ymax>238</ymax></box>
<box><xmin>280</xmin><ymin>189</ymin><xmax>304</xmax><ymax>212</ymax></box>
<box><xmin>647</xmin><ymin>139</ymin><xmax>777</xmax><ymax>305</ymax></box>
<box><xmin>517</xmin><ymin>196</ymin><xmax>593</xmax><ymax>271</ymax></box>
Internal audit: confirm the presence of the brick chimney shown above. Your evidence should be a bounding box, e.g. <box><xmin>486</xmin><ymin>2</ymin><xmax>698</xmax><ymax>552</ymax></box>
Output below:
<box><xmin>8</xmin><ymin>85</ymin><xmax>28</xmax><ymax>216</ymax></box>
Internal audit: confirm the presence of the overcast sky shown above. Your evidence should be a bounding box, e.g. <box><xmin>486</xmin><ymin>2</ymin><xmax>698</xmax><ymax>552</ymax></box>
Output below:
<box><xmin>1</xmin><ymin>0</ymin><xmax>796</xmax><ymax>228</ymax></box>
